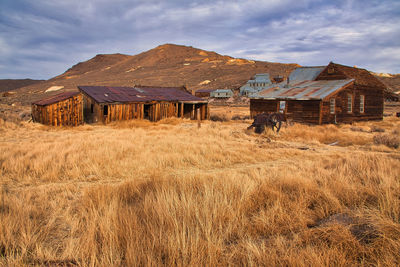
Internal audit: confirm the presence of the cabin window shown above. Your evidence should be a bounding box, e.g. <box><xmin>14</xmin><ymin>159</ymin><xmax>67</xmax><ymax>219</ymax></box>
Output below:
<box><xmin>279</xmin><ymin>101</ymin><xmax>286</xmax><ymax>113</ymax></box>
<box><xmin>347</xmin><ymin>94</ymin><xmax>353</xmax><ymax>113</ymax></box>
<box><xmin>330</xmin><ymin>98</ymin><xmax>335</xmax><ymax>114</ymax></box>
<box><xmin>103</xmin><ymin>105</ymin><xmax>108</xmax><ymax>116</ymax></box>
<box><xmin>360</xmin><ymin>95</ymin><xmax>365</xmax><ymax>113</ymax></box>
<box><xmin>90</xmin><ymin>104</ymin><xmax>94</xmax><ymax>113</ymax></box>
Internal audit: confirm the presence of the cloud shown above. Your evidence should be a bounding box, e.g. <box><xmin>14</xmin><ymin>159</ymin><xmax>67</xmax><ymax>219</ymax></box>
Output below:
<box><xmin>0</xmin><ymin>0</ymin><xmax>399</xmax><ymax>79</ymax></box>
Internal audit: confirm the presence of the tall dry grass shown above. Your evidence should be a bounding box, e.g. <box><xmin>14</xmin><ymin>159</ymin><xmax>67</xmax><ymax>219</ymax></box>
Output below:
<box><xmin>0</xmin><ymin>116</ymin><xmax>399</xmax><ymax>266</ymax></box>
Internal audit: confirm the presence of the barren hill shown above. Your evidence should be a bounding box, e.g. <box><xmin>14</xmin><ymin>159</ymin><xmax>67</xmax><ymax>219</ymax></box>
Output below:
<box><xmin>1</xmin><ymin>44</ymin><xmax>399</xmax><ymax>107</ymax></box>
<box><xmin>374</xmin><ymin>74</ymin><xmax>400</xmax><ymax>92</ymax></box>
<box><xmin>0</xmin><ymin>79</ymin><xmax>44</xmax><ymax>93</ymax></box>
<box><xmin>1</xmin><ymin>44</ymin><xmax>299</xmax><ymax>105</ymax></box>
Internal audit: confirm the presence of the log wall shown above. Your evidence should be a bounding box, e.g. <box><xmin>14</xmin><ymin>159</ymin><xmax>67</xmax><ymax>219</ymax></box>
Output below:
<box><xmin>286</xmin><ymin>100</ymin><xmax>321</xmax><ymax>124</ymax></box>
<box><xmin>321</xmin><ymin>84</ymin><xmax>384</xmax><ymax>123</ymax></box>
<box><xmin>31</xmin><ymin>94</ymin><xmax>83</xmax><ymax>126</ymax></box>
<box><xmin>250</xmin><ymin>99</ymin><xmax>320</xmax><ymax>124</ymax></box>
<box><xmin>250</xmin><ymin>99</ymin><xmax>278</xmax><ymax>118</ymax></box>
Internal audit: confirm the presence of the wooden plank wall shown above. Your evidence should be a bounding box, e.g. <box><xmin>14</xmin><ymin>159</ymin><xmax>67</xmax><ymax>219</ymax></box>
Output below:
<box><xmin>250</xmin><ymin>99</ymin><xmax>320</xmax><ymax>124</ymax></box>
<box><xmin>99</xmin><ymin>101</ymin><xmax>209</xmax><ymax>123</ymax></box>
<box><xmin>101</xmin><ymin>103</ymin><xmax>144</xmax><ymax>124</ymax></box>
<box><xmin>250</xmin><ymin>99</ymin><xmax>278</xmax><ymax>118</ymax></box>
<box><xmin>286</xmin><ymin>100</ymin><xmax>320</xmax><ymax>124</ymax></box>
<box><xmin>321</xmin><ymin>84</ymin><xmax>383</xmax><ymax>123</ymax></box>
<box><xmin>82</xmin><ymin>94</ymin><xmax>102</xmax><ymax>123</ymax></box>
<box><xmin>31</xmin><ymin>94</ymin><xmax>83</xmax><ymax>126</ymax></box>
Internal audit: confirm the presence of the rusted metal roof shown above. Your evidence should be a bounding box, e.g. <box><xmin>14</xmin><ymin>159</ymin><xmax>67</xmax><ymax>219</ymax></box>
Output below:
<box><xmin>251</xmin><ymin>79</ymin><xmax>354</xmax><ymax>100</ymax></box>
<box><xmin>326</xmin><ymin>63</ymin><xmax>387</xmax><ymax>89</ymax></box>
<box><xmin>32</xmin><ymin>91</ymin><xmax>80</xmax><ymax>106</ymax></box>
<box><xmin>78</xmin><ymin>86</ymin><xmax>207</xmax><ymax>103</ymax></box>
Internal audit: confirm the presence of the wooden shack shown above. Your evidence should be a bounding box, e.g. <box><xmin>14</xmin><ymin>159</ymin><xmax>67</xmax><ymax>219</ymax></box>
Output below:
<box><xmin>31</xmin><ymin>91</ymin><xmax>83</xmax><ymax>126</ymax></box>
<box><xmin>250</xmin><ymin>63</ymin><xmax>386</xmax><ymax>124</ymax></box>
<box><xmin>195</xmin><ymin>89</ymin><xmax>215</xmax><ymax>98</ymax></box>
<box><xmin>78</xmin><ymin>85</ymin><xmax>209</xmax><ymax>123</ymax></box>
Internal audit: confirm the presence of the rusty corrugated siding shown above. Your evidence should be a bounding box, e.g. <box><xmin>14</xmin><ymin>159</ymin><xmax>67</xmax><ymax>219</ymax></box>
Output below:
<box><xmin>251</xmin><ymin>79</ymin><xmax>354</xmax><ymax>100</ymax></box>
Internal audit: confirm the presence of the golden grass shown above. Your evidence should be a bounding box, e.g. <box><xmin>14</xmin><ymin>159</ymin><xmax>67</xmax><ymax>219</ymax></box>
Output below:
<box><xmin>0</xmin><ymin>115</ymin><xmax>399</xmax><ymax>266</ymax></box>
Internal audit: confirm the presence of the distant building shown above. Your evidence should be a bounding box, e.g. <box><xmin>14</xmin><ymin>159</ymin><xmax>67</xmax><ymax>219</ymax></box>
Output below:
<box><xmin>385</xmin><ymin>90</ymin><xmax>399</xmax><ymax>102</ymax></box>
<box><xmin>210</xmin><ymin>89</ymin><xmax>233</xmax><ymax>98</ymax></box>
<box><xmin>250</xmin><ymin>62</ymin><xmax>386</xmax><ymax>124</ymax></box>
<box><xmin>195</xmin><ymin>89</ymin><xmax>215</xmax><ymax>98</ymax></box>
<box><xmin>240</xmin><ymin>73</ymin><xmax>272</xmax><ymax>96</ymax></box>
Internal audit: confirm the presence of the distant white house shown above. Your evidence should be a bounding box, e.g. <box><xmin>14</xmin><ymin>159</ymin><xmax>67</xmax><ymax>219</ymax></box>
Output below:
<box><xmin>240</xmin><ymin>73</ymin><xmax>272</xmax><ymax>96</ymax></box>
<box><xmin>210</xmin><ymin>89</ymin><xmax>234</xmax><ymax>98</ymax></box>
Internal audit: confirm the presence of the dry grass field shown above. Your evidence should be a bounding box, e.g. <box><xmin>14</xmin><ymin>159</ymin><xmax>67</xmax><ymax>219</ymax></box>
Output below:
<box><xmin>0</xmin><ymin>107</ymin><xmax>399</xmax><ymax>266</ymax></box>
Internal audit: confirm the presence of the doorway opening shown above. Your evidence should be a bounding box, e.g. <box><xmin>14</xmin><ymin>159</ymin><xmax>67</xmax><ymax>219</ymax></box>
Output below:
<box><xmin>144</xmin><ymin>104</ymin><xmax>151</xmax><ymax>120</ymax></box>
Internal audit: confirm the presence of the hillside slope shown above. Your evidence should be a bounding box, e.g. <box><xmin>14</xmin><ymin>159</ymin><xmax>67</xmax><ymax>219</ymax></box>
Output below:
<box><xmin>0</xmin><ymin>79</ymin><xmax>44</xmax><ymax>93</ymax></box>
<box><xmin>375</xmin><ymin>74</ymin><xmax>400</xmax><ymax>92</ymax></box>
<box><xmin>1</xmin><ymin>44</ymin><xmax>299</xmax><ymax>105</ymax></box>
<box><xmin>1</xmin><ymin>44</ymin><xmax>399</xmax><ymax>106</ymax></box>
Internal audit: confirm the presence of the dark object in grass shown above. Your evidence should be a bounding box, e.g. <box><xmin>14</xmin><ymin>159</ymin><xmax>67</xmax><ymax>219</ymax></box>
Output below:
<box><xmin>248</xmin><ymin>113</ymin><xmax>284</xmax><ymax>133</ymax></box>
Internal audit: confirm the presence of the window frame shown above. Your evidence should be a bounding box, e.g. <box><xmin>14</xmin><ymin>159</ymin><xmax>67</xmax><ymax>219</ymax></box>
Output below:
<box><xmin>330</xmin><ymin>98</ymin><xmax>335</xmax><ymax>114</ymax></box>
<box><xmin>360</xmin><ymin>95</ymin><xmax>365</xmax><ymax>113</ymax></box>
<box><xmin>279</xmin><ymin>101</ymin><xmax>286</xmax><ymax>113</ymax></box>
<box><xmin>347</xmin><ymin>94</ymin><xmax>353</xmax><ymax>113</ymax></box>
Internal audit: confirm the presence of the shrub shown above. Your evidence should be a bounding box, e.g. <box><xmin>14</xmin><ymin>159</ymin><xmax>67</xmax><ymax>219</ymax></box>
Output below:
<box><xmin>210</xmin><ymin>114</ymin><xmax>229</xmax><ymax>122</ymax></box>
<box><xmin>373</xmin><ymin>134</ymin><xmax>400</xmax><ymax>149</ymax></box>
<box><xmin>370</xmin><ymin>126</ymin><xmax>385</xmax><ymax>133</ymax></box>
<box><xmin>231</xmin><ymin>115</ymin><xmax>242</xmax><ymax>120</ymax></box>
<box><xmin>350</xmin><ymin>126</ymin><xmax>370</xmax><ymax>133</ymax></box>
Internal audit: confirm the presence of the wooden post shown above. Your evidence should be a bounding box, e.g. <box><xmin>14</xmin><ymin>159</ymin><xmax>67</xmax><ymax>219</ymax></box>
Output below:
<box><xmin>180</xmin><ymin>102</ymin><xmax>184</xmax><ymax>118</ymax></box>
<box><xmin>58</xmin><ymin>102</ymin><xmax>61</xmax><ymax>126</ymax></box>
<box><xmin>319</xmin><ymin>100</ymin><xmax>323</xmax><ymax>125</ymax></box>
<box><xmin>197</xmin><ymin>107</ymin><xmax>201</xmax><ymax>128</ymax></box>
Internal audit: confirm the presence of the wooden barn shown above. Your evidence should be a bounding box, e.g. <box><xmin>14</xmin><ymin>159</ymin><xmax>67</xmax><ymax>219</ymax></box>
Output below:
<box><xmin>78</xmin><ymin>85</ymin><xmax>209</xmax><ymax>123</ymax></box>
<box><xmin>195</xmin><ymin>89</ymin><xmax>215</xmax><ymax>98</ymax></box>
<box><xmin>31</xmin><ymin>91</ymin><xmax>83</xmax><ymax>126</ymax></box>
<box><xmin>250</xmin><ymin>62</ymin><xmax>386</xmax><ymax>124</ymax></box>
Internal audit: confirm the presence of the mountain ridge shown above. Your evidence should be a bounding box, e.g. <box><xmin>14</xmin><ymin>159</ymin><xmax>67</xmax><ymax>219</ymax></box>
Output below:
<box><xmin>1</xmin><ymin>44</ymin><xmax>399</xmax><ymax>106</ymax></box>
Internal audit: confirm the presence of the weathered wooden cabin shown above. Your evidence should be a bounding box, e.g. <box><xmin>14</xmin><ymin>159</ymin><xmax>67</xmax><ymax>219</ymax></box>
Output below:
<box><xmin>250</xmin><ymin>63</ymin><xmax>386</xmax><ymax>124</ymax></box>
<box><xmin>195</xmin><ymin>89</ymin><xmax>215</xmax><ymax>98</ymax></box>
<box><xmin>31</xmin><ymin>91</ymin><xmax>83</xmax><ymax>126</ymax></box>
<box><xmin>78</xmin><ymin>85</ymin><xmax>209</xmax><ymax>123</ymax></box>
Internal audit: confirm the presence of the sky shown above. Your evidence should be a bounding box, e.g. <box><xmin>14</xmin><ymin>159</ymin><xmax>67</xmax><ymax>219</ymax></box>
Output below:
<box><xmin>1</xmin><ymin>0</ymin><xmax>400</xmax><ymax>79</ymax></box>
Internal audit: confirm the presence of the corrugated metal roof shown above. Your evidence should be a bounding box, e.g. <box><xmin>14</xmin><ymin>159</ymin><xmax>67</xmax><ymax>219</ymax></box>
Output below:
<box><xmin>289</xmin><ymin>66</ymin><xmax>325</xmax><ymax>82</ymax></box>
<box><xmin>251</xmin><ymin>79</ymin><xmax>354</xmax><ymax>100</ymax></box>
<box><xmin>32</xmin><ymin>91</ymin><xmax>80</xmax><ymax>106</ymax></box>
<box><xmin>78</xmin><ymin>86</ymin><xmax>207</xmax><ymax>103</ymax></box>
<box><xmin>213</xmin><ymin>89</ymin><xmax>232</xmax><ymax>93</ymax></box>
